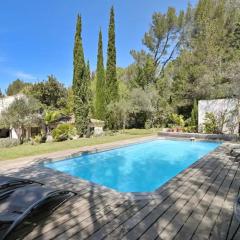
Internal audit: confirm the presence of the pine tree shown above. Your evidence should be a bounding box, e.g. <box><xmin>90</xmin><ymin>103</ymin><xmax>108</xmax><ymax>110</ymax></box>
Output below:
<box><xmin>72</xmin><ymin>15</ymin><xmax>90</xmax><ymax>136</ymax></box>
<box><xmin>95</xmin><ymin>29</ymin><xmax>106</xmax><ymax>120</ymax></box>
<box><xmin>106</xmin><ymin>7</ymin><xmax>118</xmax><ymax>105</ymax></box>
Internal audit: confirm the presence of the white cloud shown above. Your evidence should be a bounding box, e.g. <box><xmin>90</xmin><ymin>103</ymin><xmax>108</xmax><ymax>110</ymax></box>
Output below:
<box><xmin>15</xmin><ymin>71</ymin><xmax>37</xmax><ymax>81</ymax></box>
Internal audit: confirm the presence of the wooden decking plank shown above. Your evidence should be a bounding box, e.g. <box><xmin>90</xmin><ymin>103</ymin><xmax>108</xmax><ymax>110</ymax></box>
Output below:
<box><xmin>159</xmin><ymin>159</ymin><xmax>234</xmax><ymax>240</ymax></box>
<box><xmin>52</xmin><ymin>200</ymin><xmax>140</xmax><ymax>240</ymax></box>
<box><xmin>24</xmin><ymin>197</ymin><xmax>124</xmax><ymax>240</ymax></box>
<box><xmin>173</xmin><ymin>158</ymin><xmax>233</xmax><ymax>240</ymax></box>
<box><xmin>22</xmin><ymin>186</ymin><xmax>119</xmax><ymax>239</ymax></box>
<box><xmin>209</xmin><ymin>161</ymin><xmax>240</xmax><ymax>240</ymax></box>
<box><xmin>83</xmin><ymin>201</ymin><xmax>149</xmax><ymax>240</ymax></box>
<box><xmin>138</xmin><ymin>155</ymin><xmax>231</xmax><ymax>240</ymax></box>
<box><xmin>104</xmin><ymin>155</ymin><xmax>222</xmax><ymax>240</ymax></box>
<box><xmin>118</xmin><ymin>155</ymin><xmax>227</xmax><ymax>240</ymax></box>
<box><xmin>72</xmin><ymin>201</ymin><xmax>149</xmax><ymax>240</ymax></box>
<box><xmin>225</xmin><ymin>166</ymin><xmax>240</xmax><ymax>240</ymax></box>
<box><xmin>209</xmin><ymin>161</ymin><xmax>240</xmax><ymax>239</ymax></box>
<box><xmin>191</xmin><ymin>162</ymin><xmax>239</xmax><ymax>239</ymax></box>
<box><xmin>33</xmin><ymin>200</ymin><xmax>128</xmax><ymax>240</ymax></box>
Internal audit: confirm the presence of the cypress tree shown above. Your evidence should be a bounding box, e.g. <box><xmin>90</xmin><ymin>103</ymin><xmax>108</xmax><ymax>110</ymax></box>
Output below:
<box><xmin>86</xmin><ymin>60</ymin><xmax>91</xmax><ymax>82</ymax></box>
<box><xmin>95</xmin><ymin>29</ymin><xmax>106</xmax><ymax>120</ymax></box>
<box><xmin>106</xmin><ymin>6</ymin><xmax>118</xmax><ymax>105</ymax></box>
<box><xmin>72</xmin><ymin>15</ymin><xmax>90</xmax><ymax>136</ymax></box>
<box><xmin>191</xmin><ymin>99</ymin><xmax>198</xmax><ymax>127</ymax></box>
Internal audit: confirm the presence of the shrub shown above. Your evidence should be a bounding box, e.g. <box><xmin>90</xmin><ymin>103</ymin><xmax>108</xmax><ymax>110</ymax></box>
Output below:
<box><xmin>170</xmin><ymin>114</ymin><xmax>185</xmax><ymax>128</ymax></box>
<box><xmin>183</xmin><ymin>126</ymin><xmax>197</xmax><ymax>133</ymax></box>
<box><xmin>204</xmin><ymin>112</ymin><xmax>219</xmax><ymax>134</ymax></box>
<box><xmin>33</xmin><ymin>134</ymin><xmax>46</xmax><ymax>144</ymax></box>
<box><xmin>33</xmin><ymin>135</ymin><xmax>42</xmax><ymax>144</ymax></box>
<box><xmin>145</xmin><ymin>119</ymin><xmax>152</xmax><ymax>129</ymax></box>
<box><xmin>0</xmin><ymin>138</ymin><xmax>20</xmax><ymax>148</ymax></box>
<box><xmin>52</xmin><ymin>123</ymin><xmax>77</xmax><ymax>142</ymax></box>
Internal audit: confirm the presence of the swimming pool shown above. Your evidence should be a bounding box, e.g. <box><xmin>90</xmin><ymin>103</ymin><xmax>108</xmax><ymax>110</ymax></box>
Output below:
<box><xmin>44</xmin><ymin>139</ymin><xmax>220</xmax><ymax>192</ymax></box>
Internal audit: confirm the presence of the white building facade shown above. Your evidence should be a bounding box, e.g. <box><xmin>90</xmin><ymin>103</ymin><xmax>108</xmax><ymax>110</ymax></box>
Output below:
<box><xmin>198</xmin><ymin>98</ymin><xmax>239</xmax><ymax>135</ymax></box>
<box><xmin>0</xmin><ymin>94</ymin><xmax>25</xmax><ymax>139</ymax></box>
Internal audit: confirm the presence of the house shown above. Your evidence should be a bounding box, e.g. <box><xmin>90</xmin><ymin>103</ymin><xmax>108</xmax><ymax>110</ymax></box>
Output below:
<box><xmin>0</xmin><ymin>94</ymin><xmax>23</xmax><ymax>139</ymax></box>
<box><xmin>0</xmin><ymin>94</ymin><xmax>41</xmax><ymax>139</ymax></box>
<box><xmin>198</xmin><ymin>98</ymin><xmax>240</xmax><ymax>135</ymax></box>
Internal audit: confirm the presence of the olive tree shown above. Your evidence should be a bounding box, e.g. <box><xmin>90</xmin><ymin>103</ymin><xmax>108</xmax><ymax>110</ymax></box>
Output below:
<box><xmin>0</xmin><ymin>96</ymin><xmax>42</xmax><ymax>143</ymax></box>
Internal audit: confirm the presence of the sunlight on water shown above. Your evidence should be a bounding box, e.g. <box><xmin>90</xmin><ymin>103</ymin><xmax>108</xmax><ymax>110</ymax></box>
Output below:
<box><xmin>45</xmin><ymin>140</ymin><xmax>220</xmax><ymax>192</ymax></box>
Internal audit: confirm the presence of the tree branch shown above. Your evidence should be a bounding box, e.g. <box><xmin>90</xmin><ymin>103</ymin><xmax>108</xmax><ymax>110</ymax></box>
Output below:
<box><xmin>154</xmin><ymin>32</ymin><xmax>171</xmax><ymax>66</ymax></box>
<box><xmin>160</xmin><ymin>40</ymin><xmax>180</xmax><ymax>76</ymax></box>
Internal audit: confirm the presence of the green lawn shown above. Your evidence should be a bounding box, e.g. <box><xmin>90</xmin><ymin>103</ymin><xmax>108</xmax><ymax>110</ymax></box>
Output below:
<box><xmin>0</xmin><ymin>129</ymin><xmax>158</xmax><ymax>160</ymax></box>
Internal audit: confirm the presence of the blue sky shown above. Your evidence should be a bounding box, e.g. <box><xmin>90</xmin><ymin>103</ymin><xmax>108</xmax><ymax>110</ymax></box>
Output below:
<box><xmin>0</xmin><ymin>0</ymin><xmax>197</xmax><ymax>92</ymax></box>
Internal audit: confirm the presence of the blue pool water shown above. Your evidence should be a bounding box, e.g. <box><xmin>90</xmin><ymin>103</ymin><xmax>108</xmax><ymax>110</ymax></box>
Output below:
<box><xmin>44</xmin><ymin>140</ymin><xmax>220</xmax><ymax>192</ymax></box>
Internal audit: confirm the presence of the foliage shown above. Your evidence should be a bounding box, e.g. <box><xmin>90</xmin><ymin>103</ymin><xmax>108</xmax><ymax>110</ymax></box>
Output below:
<box><xmin>95</xmin><ymin>30</ymin><xmax>106</xmax><ymax>120</ymax></box>
<box><xmin>52</xmin><ymin>123</ymin><xmax>77</xmax><ymax>142</ymax></box>
<box><xmin>129</xmin><ymin>51</ymin><xmax>157</xmax><ymax>88</ymax></box>
<box><xmin>0</xmin><ymin>96</ymin><xmax>42</xmax><ymax>143</ymax></box>
<box><xmin>142</xmin><ymin>6</ymin><xmax>191</xmax><ymax>76</ymax></box>
<box><xmin>204</xmin><ymin>112</ymin><xmax>219</xmax><ymax>134</ymax></box>
<box><xmin>128</xmin><ymin>86</ymin><xmax>158</xmax><ymax>128</ymax></box>
<box><xmin>33</xmin><ymin>135</ymin><xmax>42</xmax><ymax>144</ymax></box>
<box><xmin>106</xmin><ymin>7</ymin><xmax>118</xmax><ymax>107</ymax></box>
<box><xmin>72</xmin><ymin>15</ymin><xmax>91</xmax><ymax>136</ymax></box>
<box><xmin>28</xmin><ymin>75</ymin><xmax>67</xmax><ymax>109</ymax></box>
<box><xmin>145</xmin><ymin>119</ymin><xmax>152</xmax><ymax>129</ymax></box>
<box><xmin>6</xmin><ymin>79</ymin><xmax>30</xmax><ymax>96</ymax></box>
<box><xmin>170</xmin><ymin>113</ymin><xmax>185</xmax><ymax>128</ymax></box>
<box><xmin>0</xmin><ymin>138</ymin><xmax>19</xmax><ymax>148</ymax></box>
<box><xmin>33</xmin><ymin>134</ymin><xmax>46</xmax><ymax>144</ymax></box>
<box><xmin>183</xmin><ymin>125</ymin><xmax>197</xmax><ymax>133</ymax></box>
<box><xmin>44</xmin><ymin>110</ymin><xmax>61</xmax><ymax>125</ymax></box>
<box><xmin>3</xmin><ymin>2</ymin><xmax>240</xmax><ymax>136</ymax></box>
<box><xmin>64</xmin><ymin>88</ymin><xmax>74</xmax><ymax>115</ymax></box>
<box><xmin>43</xmin><ymin>110</ymin><xmax>62</xmax><ymax>134</ymax></box>
<box><xmin>190</xmin><ymin>99</ymin><xmax>198</xmax><ymax>130</ymax></box>
<box><xmin>107</xmin><ymin>98</ymin><xmax>132</xmax><ymax>130</ymax></box>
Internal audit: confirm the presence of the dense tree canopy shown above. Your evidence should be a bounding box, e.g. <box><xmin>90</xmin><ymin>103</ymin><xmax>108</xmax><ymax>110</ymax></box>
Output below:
<box><xmin>6</xmin><ymin>79</ymin><xmax>30</xmax><ymax>96</ymax></box>
<box><xmin>105</xmin><ymin>0</ymin><xmax>240</xmax><ymax>130</ymax></box>
<box><xmin>27</xmin><ymin>75</ymin><xmax>67</xmax><ymax>109</ymax></box>
<box><xmin>2</xmin><ymin>1</ymin><xmax>240</xmax><ymax>135</ymax></box>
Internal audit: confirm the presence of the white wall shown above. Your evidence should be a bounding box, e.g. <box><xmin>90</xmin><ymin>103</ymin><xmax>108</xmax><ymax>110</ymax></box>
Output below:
<box><xmin>10</xmin><ymin>128</ymin><xmax>18</xmax><ymax>139</ymax></box>
<box><xmin>0</xmin><ymin>94</ymin><xmax>25</xmax><ymax>114</ymax></box>
<box><xmin>0</xmin><ymin>94</ymin><xmax>25</xmax><ymax>139</ymax></box>
<box><xmin>198</xmin><ymin>99</ymin><xmax>239</xmax><ymax>134</ymax></box>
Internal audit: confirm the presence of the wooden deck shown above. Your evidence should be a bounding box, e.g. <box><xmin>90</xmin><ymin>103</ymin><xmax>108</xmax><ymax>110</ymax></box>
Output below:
<box><xmin>2</xmin><ymin>142</ymin><xmax>240</xmax><ymax>240</ymax></box>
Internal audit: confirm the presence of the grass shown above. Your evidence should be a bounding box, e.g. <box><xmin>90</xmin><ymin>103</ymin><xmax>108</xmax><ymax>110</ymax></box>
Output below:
<box><xmin>0</xmin><ymin>128</ymin><xmax>159</xmax><ymax>160</ymax></box>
